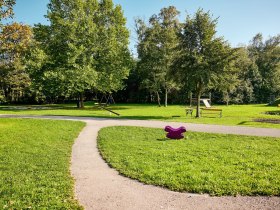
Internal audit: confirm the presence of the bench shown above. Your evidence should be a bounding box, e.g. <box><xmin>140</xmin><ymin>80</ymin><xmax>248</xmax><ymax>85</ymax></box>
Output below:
<box><xmin>200</xmin><ymin>108</ymin><xmax>222</xmax><ymax>118</ymax></box>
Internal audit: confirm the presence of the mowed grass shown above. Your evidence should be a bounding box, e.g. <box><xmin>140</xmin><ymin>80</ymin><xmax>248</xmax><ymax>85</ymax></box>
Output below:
<box><xmin>0</xmin><ymin>103</ymin><xmax>280</xmax><ymax>128</ymax></box>
<box><xmin>0</xmin><ymin>118</ymin><xmax>85</xmax><ymax>209</ymax></box>
<box><xmin>98</xmin><ymin>126</ymin><xmax>280</xmax><ymax>196</ymax></box>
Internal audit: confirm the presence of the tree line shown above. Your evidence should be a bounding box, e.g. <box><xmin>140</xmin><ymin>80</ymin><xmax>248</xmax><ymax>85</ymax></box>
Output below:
<box><xmin>132</xmin><ymin>7</ymin><xmax>280</xmax><ymax>111</ymax></box>
<box><xmin>0</xmin><ymin>0</ymin><xmax>132</xmax><ymax>107</ymax></box>
<box><xmin>0</xmin><ymin>1</ymin><xmax>279</xmax><ymax>114</ymax></box>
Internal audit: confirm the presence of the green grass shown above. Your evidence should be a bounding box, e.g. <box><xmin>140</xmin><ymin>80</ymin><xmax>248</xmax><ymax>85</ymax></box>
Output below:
<box><xmin>0</xmin><ymin>118</ymin><xmax>85</xmax><ymax>209</ymax></box>
<box><xmin>0</xmin><ymin>102</ymin><xmax>280</xmax><ymax>128</ymax></box>
<box><xmin>98</xmin><ymin>126</ymin><xmax>280</xmax><ymax>196</ymax></box>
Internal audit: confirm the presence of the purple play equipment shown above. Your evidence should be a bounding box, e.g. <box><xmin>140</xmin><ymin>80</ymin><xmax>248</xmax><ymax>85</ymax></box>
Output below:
<box><xmin>164</xmin><ymin>126</ymin><xmax>186</xmax><ymax>139</ymax></box>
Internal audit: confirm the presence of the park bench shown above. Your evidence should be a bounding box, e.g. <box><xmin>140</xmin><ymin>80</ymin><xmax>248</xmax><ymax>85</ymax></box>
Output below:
<box><xmin>200</xmin><ymin>108</ymin><xmax>222</xmax><ymax>118</ymax></box>
<box><xmin>200</xmin><ymin>99</ymin><xmax>223</xmax><ymax>118</ymax></box>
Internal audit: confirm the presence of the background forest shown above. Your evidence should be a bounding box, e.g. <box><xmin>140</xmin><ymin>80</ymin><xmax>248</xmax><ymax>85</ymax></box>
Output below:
<box><xmin>0</xmin><ymin>0</ymin><xmax>279</xmax><ymax>107</ymax></box>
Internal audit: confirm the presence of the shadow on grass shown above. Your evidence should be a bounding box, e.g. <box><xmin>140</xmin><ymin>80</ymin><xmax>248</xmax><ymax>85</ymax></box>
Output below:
<box><xmin>264</xmin><ymin>111</ymin><xmax>280</xmax><ymax>115</ymax></box>
<box><xmin>120</xmin><ymin>115</ymin><xmax>170</xmax><ymax>120</ymax></box>
<box><xmin>157</xmin><ymin>138</ymin><xmax>187</xmax><ymax>141</ymax></box>
<box><xmin>157</xmin><ymin>138</ymin><xmax>169</xmax><ymax>141</ymax></box>
<box><xmin>237</xmin><ymin>121</ymin><xmax>252</xmax><ymax>125</ymax></box>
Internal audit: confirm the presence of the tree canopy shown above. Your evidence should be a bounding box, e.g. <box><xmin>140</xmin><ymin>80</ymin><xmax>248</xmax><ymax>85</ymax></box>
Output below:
<box><xmin>28</xmin><ymin>0</ymin><xmax>131</xmax><ymax>106</ymax></box>
<box><xmin>0</xmin><ymin>0</ymin><xmax>15</xmax><ymax>21</ymax></box>
<box><xmin>0</xmin><ymin>3</ymin><xmax>279</xmax><ymax>108</ymax></box>
<box><xmin>136</xmin><ymin>6</ymin><xmax>181</xmax><ymax>107</ymax></box>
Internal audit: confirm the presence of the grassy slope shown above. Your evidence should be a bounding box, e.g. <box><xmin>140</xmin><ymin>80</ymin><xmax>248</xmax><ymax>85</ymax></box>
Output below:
<box><xmin>0</xmin><ymin>103</ymin><xmax>279</xmax><ymax>128</ymax></box>
<box><xmin>98</xmin><ymin>126</ymin><xmax>280</xmax><ymax>196</ymax></box>
<box><xmin>0</xmin><ymin>118</ymin><xmax>85</xmax><ymax>209</ymax></box>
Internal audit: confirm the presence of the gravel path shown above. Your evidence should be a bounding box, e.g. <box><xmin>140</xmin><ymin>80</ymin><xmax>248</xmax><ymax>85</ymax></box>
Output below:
<box><xmin>1</xmin><ymin>115</ymin><xmax>280</xmax><ymax>210</ymax></box>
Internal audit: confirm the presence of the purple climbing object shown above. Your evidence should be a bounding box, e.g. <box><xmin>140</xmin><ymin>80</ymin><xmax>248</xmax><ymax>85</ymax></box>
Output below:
<box><xmin>164</xmin><ymin>126</ymin><xmax>186</xmax><ymax>139</ymax></box>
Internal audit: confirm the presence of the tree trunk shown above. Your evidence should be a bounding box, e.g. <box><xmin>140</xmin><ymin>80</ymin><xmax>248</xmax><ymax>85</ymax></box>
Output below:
<box><xmin>164</xmin><ymin>88</ymin><xmax>168</xmax><ymax>107</ymax></box>
<box><xmin>189</xmin><ymin>91</ymin><xmax>192</xmax><ymax>107</ymax></box>
<box><xmin>225</xmin><ymin>91</ymin><xmax>229</xmax><ymax>106</ymax></box>
<box><xmin>196</xmin><ymin>83</ymin><xmax>202</xmax><ymax>118</ymax></box>
<box><xmin>156</xmin><ymin>91</ymin><xmax>161</xmax><ymax>107</ymax></box>
<box><xmin>196</xmin><ymin>92</ymin><xmax>201</xmax><ymax>118</ymax></box>
<box><xmin>77</xmin><ymin>93</ymin><xmax>84</xmax><ymax>108</ymax></box>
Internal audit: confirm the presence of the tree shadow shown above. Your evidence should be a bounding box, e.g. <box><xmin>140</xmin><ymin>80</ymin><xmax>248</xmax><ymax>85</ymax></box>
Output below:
<box><xmin>156</xmin><ymin>138</ymin><xmax>170</xmax><ymax>141</ymax></box>
<box><xmin>237</xmin><ymin>121</ymin><xmax>251</xmax><ymax>125</ymax></box>
<box><xmin>121</xmin><ymin>115</ymin><xmax>170</xmax><ymax>120</ymax></box>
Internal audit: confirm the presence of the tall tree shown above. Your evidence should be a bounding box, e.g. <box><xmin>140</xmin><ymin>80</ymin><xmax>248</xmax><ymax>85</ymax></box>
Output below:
<box><xmin>0</xmin><ymin>23</ymin><xmax>32</xmax><ymax>102</ymax></box>
<box><xmin>94</xmin><ymin>0</ymin><xmax>132</xmax><ymax>95</ymax></box>
<box><xmin>178</xmin><ymin>9</ymin><xmax>234</xmax><ymax>117</ymax></box>
<box><xmin>248</xmin><ymin>33</ymin><xmax>280</xmax><ymax>103</ymax></box>
<box><xmin>29</xmin><ymin>0</ymin><xmax>131</xmax><ymax>107</ymax></box>
<box><xmin>220</xmin><ymin>47</ymin><xmax>260</xmax><ymax>104</ymax></box>
<box><xmin>136</xmin><ymin>6</ymin><xmax>181</xmax><ymax>107</ymax></box>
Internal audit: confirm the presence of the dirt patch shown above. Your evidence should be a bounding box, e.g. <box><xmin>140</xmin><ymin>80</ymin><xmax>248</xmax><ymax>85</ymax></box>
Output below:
<box><xmin>265</xmin><ymin>111</ymin><xmax>280</xmax><ymax>115</ymax></box>
<box><xmin>254</xmin><ymin>118</ymin><xmax>280</xmax><ymax>124</ymax></box>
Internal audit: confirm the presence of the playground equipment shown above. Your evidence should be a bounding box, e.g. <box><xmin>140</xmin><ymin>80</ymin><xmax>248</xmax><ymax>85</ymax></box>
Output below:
<box><xmin>94</xmin><ymin>101</ymin><xmax>120</xmax><ymax>116</ymax></box>
<box><xmin>99</xmin><ymin>94</ymin><xmax>115</xmax><ymax>105</ymax></box>
<box><xmin>186</xmin><ymin>96</ymin><xmax>222</xmax><ymax>118</ymax></box>
<box><xmin>164</xmin><ymin>126</ymin><xmax>186</xmax><ymax>139</ymax></box>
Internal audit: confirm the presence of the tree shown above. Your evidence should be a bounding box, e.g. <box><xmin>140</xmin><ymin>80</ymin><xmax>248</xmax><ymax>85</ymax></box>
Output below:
<box><xmin>248</xmin><ymin>34</ymin><xmax>280</xmax><ymax>103</ymax></box>
<box><xmin>220</xmin><ymin>47</ymin><xmax>259</xmax><ymax>104</ymax></box>
<box><xmin>136</xmin><ymin>6</ymin><xmax>181</xmax><ymax>107</ymax></box>
<box><xmin>0</xmin><ymin>0</ymin><xmax>15</xmax><ymax>21</ymax></box>
<box><xmin>93</xmin><ymin>0</ymin><xmax>132</xmax><ymax>96</ymax></box>
<box><xmin>29</xmin><ymin>0</ymin><xmax>131</xmax><ymax>107</ymax></box>
<box><xmin>178</xmin><ymin>9</ymin><xmax>234</xmax><ymax>117</ymax></box>
<box><xmin>0</xmin><ymin>23</ymin><xmax>33</xmax><ymax>102</ymax></box>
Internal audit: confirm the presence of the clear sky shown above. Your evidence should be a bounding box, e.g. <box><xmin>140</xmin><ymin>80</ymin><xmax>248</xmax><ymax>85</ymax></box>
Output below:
<box><xmin>9</xmin><ymin>0</ymin><xmax>280</xmax><ymax>55</ymax></box>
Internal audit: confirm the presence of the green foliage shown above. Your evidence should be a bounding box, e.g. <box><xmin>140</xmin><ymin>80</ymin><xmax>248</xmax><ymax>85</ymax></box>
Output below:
<box><xmin>0</xmin><ymin>0</ymin><xmax>15</xmax><ymax>20</ymax></box>
<box><xmin>136</xmin><ymin>6</ymin><xmax>181</xmax><ymax>107</ymax></box>
<box><xmin>177</xmin><ymin>9</ymin><xmax>235</xmax><ymax>116</ymax></box>
<box><xmin>95</xmin><ymin>0</ymin><xmax>132</xmax><ymax>93</ymax></box>
<box><xmin>98</xmin><ymin>126</ymin><xmax>280</xmax><ymax>196</ymax></box>
<box><xmin>217</xmin><ymin>47</ymin><xmax>258</xmax><ymax>105</ymax></box>
<box><xmin>28</xmin><ymin>0</ymin><xmax>131</xmax><ymax>105</ymax></box>
<box><xmin>0</xmin><ymin>23</ymin><xmax>33</xmax><ymax>102</ymax></box>
<box><xmin>248</xmin><ymin>34</ymin><xmax>280</xmax><ymax>103</ymax></box>
<box><xmin>0</xmin><ymin>118</ymin><xmax>85</xmax><ymax>209</ymax></box>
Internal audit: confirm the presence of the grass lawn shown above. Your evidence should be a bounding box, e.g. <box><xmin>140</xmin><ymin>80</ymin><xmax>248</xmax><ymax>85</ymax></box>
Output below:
<box><xmin>0</xmin><ymin>118</ymin><xmax>85</xmax><ymax>209</ymax></box>
<box><xmin>98</xmin><ymin>126</ymin><xmax>280</xmax><ymax>196</ymax></box>
<box><xmin>0</xmin><ymin>102</ymin><xmax>280</xmax><ymax>128</ymax></box>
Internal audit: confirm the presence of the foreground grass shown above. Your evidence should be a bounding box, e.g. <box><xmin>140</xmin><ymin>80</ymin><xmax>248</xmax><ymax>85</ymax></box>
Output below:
<box><xmin>0</xmin><ymin>103</ymin><xmax>280</xmax><ymax>128</ymax></box>
<box><xmin>0</xmin><ymin>118</ymin><xmax>85</xmax><ymax>209</ymax></box>
<box><xmin>98</xmin><ymin>126</ymin><xmax>280</xmax><ymax>196</ymax></box>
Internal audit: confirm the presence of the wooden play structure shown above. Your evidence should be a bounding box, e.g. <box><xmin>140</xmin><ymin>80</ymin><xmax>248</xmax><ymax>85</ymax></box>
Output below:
<box><xmin>94</xmin><ymin>93</ymin><xmax>120</xmax><ymax>116</ymax></box>
<box><xmin>186</xmin><ymin>97</ymin><xmax>222</xmax><ymax>118</ymax></box>
<box><xmin>97</xmin><ymin>104</ymin><xmax>120</xmax><ymax>116</ymax></box>
<box><xmin>99</xmin><ymin>94</ymin><xmax>115</xmax><ymax>105</ymax></box>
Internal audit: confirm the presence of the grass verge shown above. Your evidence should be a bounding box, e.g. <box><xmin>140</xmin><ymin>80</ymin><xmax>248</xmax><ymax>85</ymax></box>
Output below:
<box><xmin>98</xmin><ymin>126</ymin><xmax>280</xmax><ymax>196</ymax></box>
<box><xmin>0</xmin><ymin>103</ymin><xmax>280</xmax><ymax>128</ymax></box>
<box><xmin>0</xmin><ymin>118</ymin><xmax>85</xmax><ymax>209</ymax></box>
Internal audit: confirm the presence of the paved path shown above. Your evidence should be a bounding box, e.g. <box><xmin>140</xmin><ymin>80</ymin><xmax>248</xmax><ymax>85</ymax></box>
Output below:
<box><xmin>1</xmin><ymin>115</ymin><xmax>280</xmax><ymax>210</ymax></box>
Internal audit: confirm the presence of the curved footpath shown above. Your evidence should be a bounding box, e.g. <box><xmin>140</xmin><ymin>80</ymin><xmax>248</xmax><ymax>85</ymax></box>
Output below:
<box><xmin>1</xmin><ymin>114</ymin><xmax>280</xmax><ymax>210</ymax></box>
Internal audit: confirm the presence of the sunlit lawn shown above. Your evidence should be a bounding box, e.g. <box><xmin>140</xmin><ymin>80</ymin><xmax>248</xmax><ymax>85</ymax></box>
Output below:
<box><xmin>0</xmin><ymin>118</ymin><xmax>85</xmax><ymax>209</ymax></box>
<box><xmin>0</xmin><ymin>102</ymin><xmax>279</xmax><ymax>128</ymax></box>
<box><xmin>98</xmin><ymin>126</ymin><xmax>280</xmax><ymax>196</ymax></box>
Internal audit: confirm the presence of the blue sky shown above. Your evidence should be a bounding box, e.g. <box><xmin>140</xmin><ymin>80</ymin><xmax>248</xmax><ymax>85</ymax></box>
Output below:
<box><xmin>10</xmin><ymin>0</ymin><xmax>280</xmax><ymax>55</ymax></box>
